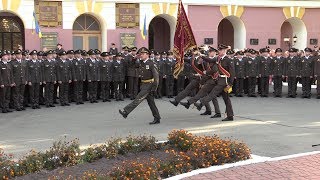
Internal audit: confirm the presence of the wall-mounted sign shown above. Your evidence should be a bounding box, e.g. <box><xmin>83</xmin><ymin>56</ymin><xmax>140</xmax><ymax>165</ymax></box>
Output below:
<box><xmin>34</xmin><ymin>0</ymin><xmax>62</xmax><ymax>27</ymax></box>
<box><xmin>41</xmin><ymin>32</ymin><xmax>58</xmax><ymax>50</ymax></box>
<box><xmin>250</xmin><ymin>39</ymin><xmax>259</xmax><ymax>45</ymax></box>
<box><xmin>120</xmin><ymin>33</ymin><xmax>136</xmax><ymax>48</ymax></box>
<box><xmin>116</xmin><ymin>3</ymin><xmax>139</xmax><ymax>28</ymax></box>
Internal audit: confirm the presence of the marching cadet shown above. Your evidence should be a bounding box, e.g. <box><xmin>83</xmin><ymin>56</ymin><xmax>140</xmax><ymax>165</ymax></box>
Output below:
<box><xmin>234</xmin><ymin>51</ymin><xmax>246</xmax><ymax>97</ymax></box>
<box><xmin>86</xmin><ymin>50</ymin><xmax>100</xmax><ymax>103</ymax></box>
<box><xmin>285</xmin><ymin>48</ymin><xmax>300</xmax><ymax>98</ymax></box>
<box><xmin>67</xmin><ymin>50</ymin><xmax>75</xmax><ymax>103</ymax></box>
<box><xmin>42</xmin><ymin>50</ymin><xmax>57</xmax><ymax>107</ymax></box>
<box><xmin>56</xmin><ymin>51</ymin><xmax>72</xmax><ymax>106</ymax></box>
<box><xmin>27</xmin><ymin>50</ymin><xmax>42</xmax><ymax>109</ymax></box>
<box><xmin>113</xmin><ymin>52</ymin><xmax>126</xmax><ymax>101</ymax></box>
<box><xmin>72</xmin><ymin>50</ymin><xmax>86</xmax><ymax>105</ymax></box>
<box><xmin>0</xmin><ymin>51</ymin><xmax>14</xmax><ymax>113</ymax></box>
<box><xmin>10</xmin><ymin>49</ymin><xmax>27</xmax><ymax>111</ymax></box>
<box><xmin>246</xmin><ymin>49</ymin><xmax>259</xmax><ymax>97</ymax></box>
<box><xmin>314</xmin><ymin>52</ymin><xmax>320</xmax><ymax>98</ymax></box>
<box><xmin>154</xmin><ymin>52</ymin><xmax>164</xmax><ymax>98</ymax></box>
<box><xmin>271</xmin><ymin>48</ymin><xmax>285</xmax><ymax>97</ymax></box>
<box><xmin>119</xmin><ymin>47</ymin><xmax>161</xmax><ymax>125</ymax></box>
<box><xmin>164</xmin><ymin>51</ymin><xmax>175</xmax><ymax>98</ymax></box>
<box><xmin>300</xmin><ymin>47</ymin><xmax>314</xmax><ymax>98</ymax></box>
<box><xmin>127</xmin><ymin>47</ymin><xmax>139</xmax><ymax>100</ymax></box>
<box><xmin>99</xmin><ymin>52</ymin><xmax>113</xmax><ymax>102</ymax></box>
<box><xmin>258</xmin><ymin>48</ymin><xmax>272</xmax><ymax>97</ymax></box>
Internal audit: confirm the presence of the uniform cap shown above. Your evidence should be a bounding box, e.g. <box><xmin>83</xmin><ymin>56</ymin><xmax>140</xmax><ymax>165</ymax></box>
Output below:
<box><xmin>59</xmin><ymin>50</ymin><xmax>67</xmax><ymax>56</ymax></box>
<box><xmin>29</xmin><ymin>50</ymin><xmax>37</xmax><ymax>55</ymax></box>
<box><xmin>115</xmin><ymin>52</ymin><xmax>123</xmax><ymax>57</ymax></box>
<box><xmin>88</xmin><ymin>49</ymin><xmax>96</xmax><ymax>55</ymax></box>
<box><xmin>67</xmin><ymin>50</ymin><xmax>74</xmax><ymax>55</ymax></box>
<box><xmin>304</xmin><ymin>47</ymin><xmax>312</xmax><ymax>52</ymax></box>
<box><xmin>101</xmin><ymin>52</ymin><xmax>109</xmax><ymax>57</ymax></box>
<box><xmin>218</xmin><ymin>44</ymin><xmax>229</xmax><ymax>50</ymax></box>
<box><xmin>275</xmin><ymin>48</ymin><xmax>283</xmax><ymax>53</ymax></box>
<box><xmin>74</xmin><ymin>49</ymin><xmax>82</xmax><ymax>54</ymax></box>
<box><xmin>138</xmin><ymin>47</ymin><xmax>151</xmax><ymax>55</ymax></box>
<box><xmin>226</xmin><ymin>49</ymin><xmax>235</xmax><ymax>55</ymax></box>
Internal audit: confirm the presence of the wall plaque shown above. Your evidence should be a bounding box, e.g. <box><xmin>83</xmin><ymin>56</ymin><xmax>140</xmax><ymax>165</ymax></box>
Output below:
<box><xmin>116</xmin><ymin>3</ymin><xmax>139</xmax><ymax>28</ymax></box>
<box><xmin>34</xmin><ymin>0</ymin><xmax>62</xmax><ymax>27</ymax></box>
<box><xmin>204</xmin><ymin>38</ymin><xmax>213</xmax><ymax>45</ymax></box>
<box><xmin>250</xmin><ymin>39</ymin><xmax>259</xmax><ymax>45</ymax></box>
<box><xmin>310</xmin><ymin>39</ymin><xmax>318</xmax><ymax>45</ymax></box>
<box><xmin>41</xmin><ymin>32</ymin><xmax>58</xmax><ymax>50</ymax></box>
<box><xmin>268</xmin><ymin>38</ymin><xmax>276</xmax><ymax>45</ymax></box>
<box><xmin>120</xmin><ymin>33</ymin><xmax>136</xmax><ymax>48</ymax></box>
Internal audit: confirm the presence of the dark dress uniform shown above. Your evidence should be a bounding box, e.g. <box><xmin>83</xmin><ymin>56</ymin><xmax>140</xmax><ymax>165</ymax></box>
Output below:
<box><xmin>72</xmin><ymin>56</ymin><xmax>86</xmax><ymax>104</ymax></box>
<box><xmin>164</xmin><ymin>57</ymin><xmax>175</xmax><ymax>98</ymax></box>
<box><xmin>155</xmin><ymin>56</ymin><xmax>165</xmax><ymax>98</ymax></box>
<box><xmin>245</xmin><ymin>55</ymin><xmax>259</xmax><ymax>97</ymax></box>
<box><xmin>119</xmin><ymin>47</ymin><xmax>161</xmax><ymax>125</ymax></box>
<box><xmin>27</xmin><ymin>58</ymin><xmax>42</xmax><ymax>109</ymax></box>
<box><xmin>258</xmin><ymin>55</ymin><xmax>272</xmax><ymax>97</ymax></box>
<box><xmin>300</xmin><ymin>53</ymin><xmax>314</xmax><ymax>98</ymax></box>
<box><xmin>99</xmin><ymin>53</ymin><xmax>113</xmax><ymax>102</ymax></box>
<box><xmin>285</xmin><ymin>55</ymin><xmax>300</xmax><ymax>98</ymax></box>
<box><xmin>0</xmin><ymin>61</ymin><xmax>13</xmax><ymax>113</ymax></box>
<box><xmin>314</xmin><ymin>56</ymin><xmax>320</xmax><ymax>98</ymax></box>
<box><xmin>86</xmin><ymin>57</ymin><xmax>100</xmax><ymax>103</ymax></box>
<box><xmin>56</xmin><ymin>57</ymin><xmax>72</xmax><ymax>106</ymax></box>
<box><xmin>234</xmin><ymin>56</ymin><xmax>246</xmax><ymax>97</ymax></box>
<box><xmin>271</xmin><ymin>55</ymin><xmax>285</xmax><ymax>97</ymax></box>
<box><xmin>198</xmin><ymin>53</ymin><xmax>235</xmax><ymax>121</ymax></box>
<box><xmin>126</xmin><ymin>54</ymin><xmax>139</xmax><ymax>100</ymax></box>
<box><xmin>112</xmin><ymin>56</ymin><xmax>126</xmax><ymax>101</ymax></box>
<box><xmin>10</xmin><ymin>55</ymin><xmax>28</xmax><ymax>110</ymax></box>
<box><xmin>42</xmin><ymin>58</ymin><xmax>57</xmax><ymax>107</ymax></box>
<box><xmin>177</xmin><ymin>63</ymin><xmax>187</xmax><ymax>94</ymax></box>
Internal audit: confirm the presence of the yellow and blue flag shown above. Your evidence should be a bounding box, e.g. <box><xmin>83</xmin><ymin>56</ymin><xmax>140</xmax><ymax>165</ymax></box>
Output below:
<box><xmin>141</xmin><ymin>14</ymin><xmax>147</xmax><ymax>40</ymax></box>
<box><xmin>33</xmin><ymin>11</ymin><xmax>42</xmax><ymax>38</ymax></box>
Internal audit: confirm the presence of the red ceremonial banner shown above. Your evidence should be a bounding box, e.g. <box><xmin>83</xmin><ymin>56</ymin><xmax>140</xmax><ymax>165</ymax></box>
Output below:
<box><xmin>173</xmin><ymin>0</ymin><xmax>197</xmax><ymax>78</ymax></box>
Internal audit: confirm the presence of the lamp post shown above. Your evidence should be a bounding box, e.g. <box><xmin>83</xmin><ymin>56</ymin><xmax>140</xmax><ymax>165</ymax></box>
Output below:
<box><xmin>284</xmin><ymin>35</ymin><xmax>297</xmax><ymax>48</ymax></box>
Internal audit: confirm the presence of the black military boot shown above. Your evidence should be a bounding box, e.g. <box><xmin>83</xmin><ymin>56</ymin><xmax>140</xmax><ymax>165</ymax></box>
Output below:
<box><xmin>200</xmin><ymin>111</ymin><xmax>211</xmax><ymax>115</ymax></box>
<box><xmin>169</xmin><ymin>99</ymin><xmax>179</xmax><ymax>106</ymax></box>
<box><xmin>119</xmin><ymin>109</ymin><xmax>128</xmax><ymax>119</ymax></box>
<box><xmin>211</xmin><ymin>113</ymin><xmax>222</xmax><ymax>118</ymax></box>
<box><xmin>180</xmin><ymin>101</ymin><xmax>190</xmax><ymax>109</ymax></box>
<box><xmin>222</xmin><ymin>116</ymin><xmax>234</xmax><ymax>121</ymax></box>
<box><xmin>149</xmin><ymin>118</ymin><xmax>160</xmax><ymax>125</ymax></box>
<box><xmin>194</xmin><ymin>103</ymin><xmax>203</xmax><ymax>111</ymax></box>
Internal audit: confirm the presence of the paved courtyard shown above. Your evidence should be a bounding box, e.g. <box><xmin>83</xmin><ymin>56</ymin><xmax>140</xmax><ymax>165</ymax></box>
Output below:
<box><xmin>0</xmin><ymin>87</ymin><xmax>320</xmax><ymax>159</ymax></box>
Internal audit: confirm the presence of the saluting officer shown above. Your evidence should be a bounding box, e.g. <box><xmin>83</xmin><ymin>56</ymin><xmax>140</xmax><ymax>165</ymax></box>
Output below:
<box><xmin>0</xmin><ymin>51</ymin><xmax>14</xmax><ymax>113</ymax></box>
<box><xmin>99</xmin><ymin>52</ymin><xmax>114</xmax><ymax>102</ymax></box>
<box><xmin>234</xmin><ymin>51</ymin><xmax>246</xmax><ymax>97</ymax></box>
<box><xmin>300</xmin><ymin>48</ymin><xmax>314</xmax><ymax>98</ymax></box>
<box><xmin>86</xmin><ymin>49</ymin><xmax>100</xmax><ymax>103</ymax></box>
<box><xmin>27</xmin><ymin>50</ymin><xmax>42</xmax><ymax>109</ymax></box>
<box><xmin>42</xmin><ymin>50</ymin><xmax>57</xmax><ymax>107</ymax></box>
<box><xmin>56</xmin><ymin>50</ymin><xmax>72</xmax><ymax>106</ymax></box>
<box><xmin>72</xmin><ymin>50</ymin><xmax>86</xmax><ymax>105</ymax></box>
<box><xmin>10</xmin><ymin>49</ymin><xmax>27</xmax><ymax>111</ymax></box>
<box><xmin>271</xmin><ymin>48</ymin><xmax>285</xmax><ymax>97</ymax></box>
<box><xmin>258</xmin><ymin>48</ymin><xmax>272</xmax><ymax>97</ymax></box>
<box><xmin>119</xmin><ymin>47</ymin><xmax>161</xmax><ymax>125</ymax></box>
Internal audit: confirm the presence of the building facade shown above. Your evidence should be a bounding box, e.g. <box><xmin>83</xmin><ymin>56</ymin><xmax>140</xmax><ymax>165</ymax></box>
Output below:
<box><xmin>1</xmin><ymin>0</ymin><xmax>320</xmax><ymax>52</ymax></box>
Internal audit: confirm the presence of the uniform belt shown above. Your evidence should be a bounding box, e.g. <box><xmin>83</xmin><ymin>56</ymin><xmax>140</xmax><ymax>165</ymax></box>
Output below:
<box><xmin>141</xmin><ymin>78</ymin><xmax>154</xmax><ymax>83</ymax></box>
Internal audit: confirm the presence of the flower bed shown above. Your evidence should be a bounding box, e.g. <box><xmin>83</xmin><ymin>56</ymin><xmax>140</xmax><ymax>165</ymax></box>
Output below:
<box><xmin>0</xmin><ymin>130</ymin><xmax>251</xmax><ymax>179</ymax></box>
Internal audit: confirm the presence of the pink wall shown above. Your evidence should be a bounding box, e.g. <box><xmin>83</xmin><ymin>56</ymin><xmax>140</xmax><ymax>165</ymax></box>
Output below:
<box><xmin>303</xmin><ymin>8</ymin><xmax>320</xmax><ymax>48</ymax></box>
<box><xmin>188</xmin><ymin>5</ymin><xmax>222</xmax><ymax>46</ymax></box>
<box><xmin>242</xmin><ymin>7</ymin><xmax>285</xmax><ymax>49</ymax></box>
<box><xmin>107</xmin><ymin>28</ymin><xmax>148</xmax><ymax>50</ymax></box>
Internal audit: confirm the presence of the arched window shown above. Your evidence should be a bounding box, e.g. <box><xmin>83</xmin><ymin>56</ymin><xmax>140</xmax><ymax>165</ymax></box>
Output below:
<box><xmin>0</xmin><ymin>13</ymin><xmax>24</xmax><ymax>50</ymax></box>
<box><xmin>73</xmin><ymin>14</ymin><xmax>101</xmax><ymax>50</ymax></box>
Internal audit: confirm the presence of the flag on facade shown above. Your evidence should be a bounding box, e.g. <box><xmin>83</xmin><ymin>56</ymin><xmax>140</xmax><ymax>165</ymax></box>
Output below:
<box><xmin>33</xmin><ymin>11</ymin><xmax>42</xmax><ymax>38</ymax></box>
<box><xmin>173</xmin><ymin>0</ymin><xmax>197</xmax><ymax>78</ymax></box>
<box><xmin>141</xmin><ymin>13</ymin><xmax>147</xmax><ymax>40</ymax></box>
